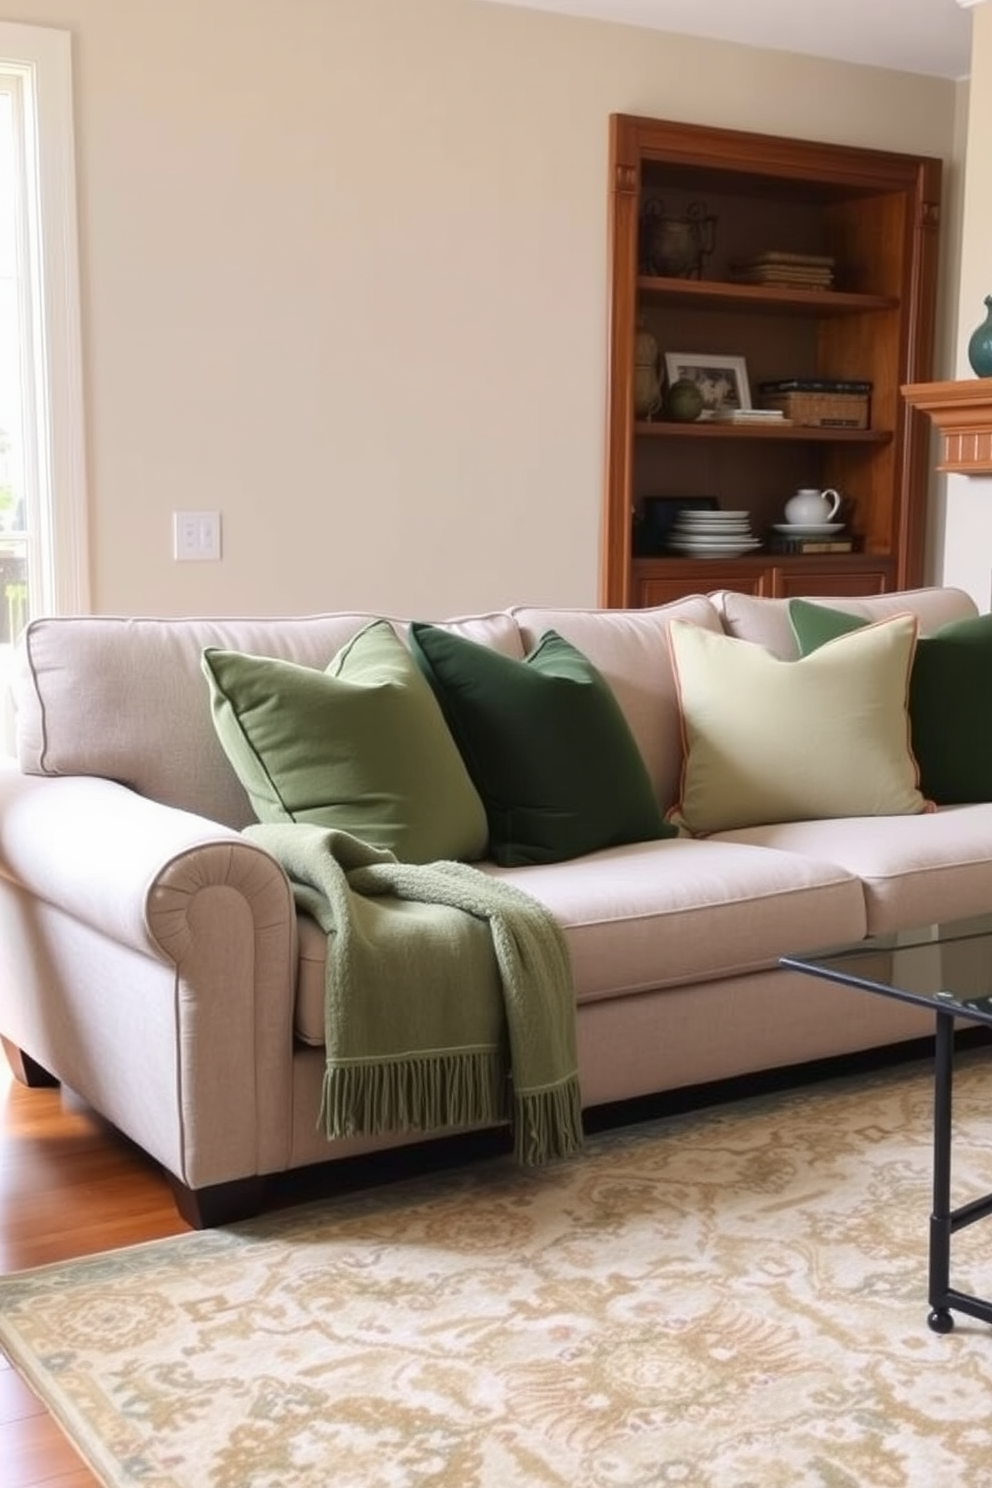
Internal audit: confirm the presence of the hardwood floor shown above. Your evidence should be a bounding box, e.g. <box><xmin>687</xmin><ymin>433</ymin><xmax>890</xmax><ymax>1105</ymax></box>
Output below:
<box><xmin>0</xmin><ymin>1058</ymin><xmax>189</xmax><ymax>1487</ymax></box>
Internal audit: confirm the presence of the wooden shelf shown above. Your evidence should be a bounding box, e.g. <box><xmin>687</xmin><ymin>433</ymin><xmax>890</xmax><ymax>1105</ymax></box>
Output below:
<box><xmin>901</xmin><ymin>378</ymin><xmax>992</xmax><ymax>474</ymax></box>
<box><xmin>635</xmin><ymin>421</ymin><xmax>891</xmax><ymax>443</ymax></box>
<box><xmin>637</xmin><ymin>276</ymin><xmax>898</xmax><ymax>316</ymax></box>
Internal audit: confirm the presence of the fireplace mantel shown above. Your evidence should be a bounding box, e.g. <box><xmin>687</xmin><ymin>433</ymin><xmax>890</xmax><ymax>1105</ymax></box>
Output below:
<box><xmin>901</xmin><ymin>378</ymin><xmax>992</xmax><ymax>475</ymax></box>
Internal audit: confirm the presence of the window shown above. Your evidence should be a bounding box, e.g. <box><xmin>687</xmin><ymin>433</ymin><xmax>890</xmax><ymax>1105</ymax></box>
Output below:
<box><xmin>0</xmin><ymin>22</ymin><xmax>87</xmax><ymax>750</ymax></box>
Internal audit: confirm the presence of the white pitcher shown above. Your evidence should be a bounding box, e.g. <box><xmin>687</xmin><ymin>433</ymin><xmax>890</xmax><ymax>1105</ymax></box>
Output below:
<box><xmin>784</xmin><ymin>487</ymin><xmax>842</xmax><ymax>525</ymax></box>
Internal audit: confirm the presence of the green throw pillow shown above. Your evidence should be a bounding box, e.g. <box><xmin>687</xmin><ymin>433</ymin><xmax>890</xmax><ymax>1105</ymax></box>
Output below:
<box><xmin>789</xmin><ymin>599</ymin><xmax>992</xmax><ymax>805</ymax></box>
<box><xmin>667</xmin><ymin>614</ymin><xmax>926</xmax><ymax>834</ymax></box>
<box><xmin>408</xmin><ymin>623</ymin><xmax>673</xmax><ymax>867</ymax></box>
<box><xmin>201</xmin><ymin>618</ymin><xmax>488</xmax><ymax>863</ymax></box>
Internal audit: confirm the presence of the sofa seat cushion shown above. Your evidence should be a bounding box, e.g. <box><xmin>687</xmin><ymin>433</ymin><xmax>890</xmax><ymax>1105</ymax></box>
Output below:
<box><xmin>292</xmin><ymin>838</ymin><xmax>865</xmax><ymax>1044</ymax></box>
<box><xmin>715</xmin><ymin>805</ymin><xmax>992</xmax><ymax>935</ymax></box>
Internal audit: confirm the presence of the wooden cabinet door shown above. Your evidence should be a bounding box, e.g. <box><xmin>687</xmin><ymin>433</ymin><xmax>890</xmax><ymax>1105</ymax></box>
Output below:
<box><xmin>639</xmin><ymin>568</ymin><xmax>770</xmax><ymax>606</ymax></box>
<box><xmin>770</xmin><ymin>564</ymin><xmax>893</xmax><ymax>598</ymax></box>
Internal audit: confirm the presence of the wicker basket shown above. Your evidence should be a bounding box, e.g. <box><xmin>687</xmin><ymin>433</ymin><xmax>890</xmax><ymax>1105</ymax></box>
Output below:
<box><xmin>759</xmin><ymin>389</ymin><xmax>869</xmax><ymax>428</ymax></box>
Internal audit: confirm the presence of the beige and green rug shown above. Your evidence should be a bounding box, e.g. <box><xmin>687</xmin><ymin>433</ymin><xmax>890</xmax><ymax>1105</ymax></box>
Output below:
<box><xmin>4</xmin><ymin>1053</ymin><xmax>992</xmax><ymax>1487</ymax></box>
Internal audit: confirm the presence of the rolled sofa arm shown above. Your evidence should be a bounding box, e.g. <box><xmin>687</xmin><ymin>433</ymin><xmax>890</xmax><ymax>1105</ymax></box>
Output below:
<box><xmin>0</xmin><ymin>762</ymin><xmax>291</xmax><ymax>953</ymax></box>
<box><xmin>0</xmin><ymin>759</ymin><xmax>300</xmax><ymax>1200</ymax></box>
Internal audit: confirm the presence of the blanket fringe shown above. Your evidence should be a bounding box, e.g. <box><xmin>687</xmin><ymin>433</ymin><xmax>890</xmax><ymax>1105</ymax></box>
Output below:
<box><xmin>514</xmin><ymin>1076</ymin><xmax>585</xmax><ymax>1165</ymax></box>
<box><xmin>320</xmin><ymin>1051</ymin><xmax>510</xmax><ymax>1140</ymax></box>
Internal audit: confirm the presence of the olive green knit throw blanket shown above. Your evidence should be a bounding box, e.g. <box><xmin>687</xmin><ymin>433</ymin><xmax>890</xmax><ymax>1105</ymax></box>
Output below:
<box><xmin>244</xmin><ymin>824</ymin><xmax>583</xmax><ymax>1165</ymax></box>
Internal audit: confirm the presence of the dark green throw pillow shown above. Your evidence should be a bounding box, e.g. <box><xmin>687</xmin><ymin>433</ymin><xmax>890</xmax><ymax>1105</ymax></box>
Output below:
<box><xmin>408</xmin><ymin>622</ymin><xmax>674</xmax><ymax>866</ymax></box>
<box><xmin>789</xmin><ymin>599</ymin><xmax>992</xmax><ymax>805</ymax></box>
<box><xmin>201</xmin><ymin>618</ymin><xmax>488</xmax><ymax>863</ymax></box>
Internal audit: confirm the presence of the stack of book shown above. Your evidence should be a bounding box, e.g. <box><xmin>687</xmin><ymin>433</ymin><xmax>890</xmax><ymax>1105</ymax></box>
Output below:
<box><xmin>709</xmin><ymin>407</ymin><xmax>790</xmax><ymax>426</ymax></box>
<box><xmin>768</xmin><ymin>531</ymin><xmax>857</xmax><ymax>555</ymax></box>
<box><xmin>729</xmin><ymin>251</ymin><xmax>836</xmax><ymax>290</ymax></box>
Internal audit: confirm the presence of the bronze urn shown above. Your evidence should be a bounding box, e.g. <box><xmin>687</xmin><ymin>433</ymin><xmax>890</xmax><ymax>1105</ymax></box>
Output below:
<box><xmin>639</xmin><ymin>199</ymin><xmax>716</xmax><ymax>279</ymax></box>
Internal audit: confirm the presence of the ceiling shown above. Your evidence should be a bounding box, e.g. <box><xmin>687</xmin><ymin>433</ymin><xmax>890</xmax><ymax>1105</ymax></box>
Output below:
<box><xmin>480</xmin><ymin>0</ymin><xmax>976</xmax><ymax>80</ymax></box>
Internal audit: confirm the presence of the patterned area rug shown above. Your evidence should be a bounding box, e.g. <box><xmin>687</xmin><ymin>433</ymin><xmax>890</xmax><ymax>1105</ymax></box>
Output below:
<box><xmin>3</xmin><ymin>1053</ymin><xmax>992</xmax><ymax>1487</ymax></box>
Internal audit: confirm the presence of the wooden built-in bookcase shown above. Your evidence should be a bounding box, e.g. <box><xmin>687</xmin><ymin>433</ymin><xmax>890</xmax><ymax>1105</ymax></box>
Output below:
<box><xmin>602</xmin><ymin>115</ymin><xmax>943</xmax><ymax>606</ymax></box>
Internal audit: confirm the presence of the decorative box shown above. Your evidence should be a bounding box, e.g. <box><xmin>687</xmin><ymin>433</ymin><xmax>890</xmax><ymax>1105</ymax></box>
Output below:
<box><xmin>758</xmin><ymin>379</ymin><xmax>871</xmax><ymax>429</ymax></box>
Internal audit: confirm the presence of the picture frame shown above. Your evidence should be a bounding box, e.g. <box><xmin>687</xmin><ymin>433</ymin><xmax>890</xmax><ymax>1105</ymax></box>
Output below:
<box><xmin>663</xmin><ymin>353</ymin><xmax>751</xmax><ymax>419</ymax></box>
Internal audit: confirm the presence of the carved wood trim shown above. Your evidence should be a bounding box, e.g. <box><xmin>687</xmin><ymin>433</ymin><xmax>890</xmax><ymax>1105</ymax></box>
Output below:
<box><xmin>901</xmin><ymin>378</ymin><xmax>992</xmax><ymax>474</ymax></box>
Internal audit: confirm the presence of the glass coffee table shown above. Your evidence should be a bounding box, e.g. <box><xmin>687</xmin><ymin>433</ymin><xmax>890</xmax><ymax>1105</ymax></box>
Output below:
<box><xmin>782</xmin><ymin>916</ymin><xmax>992</xmax><ymax>1334</ymax></box>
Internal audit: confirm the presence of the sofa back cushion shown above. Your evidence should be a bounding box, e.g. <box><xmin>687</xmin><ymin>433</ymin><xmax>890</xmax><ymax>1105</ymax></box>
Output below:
<box><xmin>15</xmin><ymin>611</ymin><xmax>523</xmax><ymax>827</ymax></box>
<box><xmin>509</xmin><ymin>595</ymin><xmax>724</xmax><ymax>813</ymax></box>
<box><xmin>711</xmin><ymin>586</ymin><xmax>979</xmax><ymax>659</ymax></box>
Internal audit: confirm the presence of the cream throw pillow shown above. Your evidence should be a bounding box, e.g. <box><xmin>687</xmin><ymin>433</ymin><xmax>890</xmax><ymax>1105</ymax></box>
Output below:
<box><xmin>667</xmin><ymin>613</ymin><xmax>927</xmax><ymax>835</ymax></box>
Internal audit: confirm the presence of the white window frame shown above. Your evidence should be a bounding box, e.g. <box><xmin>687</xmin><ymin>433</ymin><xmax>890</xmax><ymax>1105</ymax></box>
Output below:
<box><xmin>0</xmin><ymin>21</ymin><xmax>88</xmax><ymax>620</ymax></box>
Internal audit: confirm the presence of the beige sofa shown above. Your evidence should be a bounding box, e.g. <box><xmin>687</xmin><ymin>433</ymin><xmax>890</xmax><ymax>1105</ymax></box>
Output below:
<box><xmin>1</xmin><ymin>585</ymin><xmax>988</xmax><ymax>1227</ymax></box>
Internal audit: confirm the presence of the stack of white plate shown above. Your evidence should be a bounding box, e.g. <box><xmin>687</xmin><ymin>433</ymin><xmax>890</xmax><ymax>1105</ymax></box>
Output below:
<box><xmin>667</xmin><ymin>509</ymin><xmax>762</xmax><ymax>559</ymax></box>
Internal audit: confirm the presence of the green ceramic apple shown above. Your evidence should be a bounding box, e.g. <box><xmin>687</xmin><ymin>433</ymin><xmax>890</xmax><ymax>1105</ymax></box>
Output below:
<box><xmin>665</xmin><ymin>378</ymin><xmax>704</xmax><ymax>422</ymax></box>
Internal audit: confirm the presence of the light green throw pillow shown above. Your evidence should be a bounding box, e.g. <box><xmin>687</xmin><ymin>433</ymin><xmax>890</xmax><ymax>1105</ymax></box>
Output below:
<box><xmin>667</xmin><ymin>614</ymin><xmax>927</xmax><ymax>835</ymax></box>
<box><xmin>409</xmin><ymin>622</ymin><xmax>674</xmax><ymax>867</ymax></box>
<box><xmin>201</xmin><ymin>619</ymin><xmax>488</xmax><ymax>863</ymax></box>
<box><xmin>789</xmin><ymin>599</ymin><xmax>992</xmax><ymax>806</ymax></box>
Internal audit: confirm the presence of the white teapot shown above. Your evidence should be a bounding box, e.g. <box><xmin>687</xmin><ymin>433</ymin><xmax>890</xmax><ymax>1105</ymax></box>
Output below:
<box><xmin>784</xmin><ymin>487</ymin><xmax>842</xmax><ymax>525</ymax></box>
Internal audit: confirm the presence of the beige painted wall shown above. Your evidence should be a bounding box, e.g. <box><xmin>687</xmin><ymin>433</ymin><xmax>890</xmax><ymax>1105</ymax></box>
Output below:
<box><xmin>15</xmin><ymin>0</ymin><xmax>962</xmax><ymax>616</ymax></box>
<box><xmin>939</xmin><ymin>0</ymin><xmax>992</xmax><ymax>608</ymax></box>
<box><xmin>920</xmin><ymin>64</ymin><xmax>971</xmax><ymax>592</ymax></box>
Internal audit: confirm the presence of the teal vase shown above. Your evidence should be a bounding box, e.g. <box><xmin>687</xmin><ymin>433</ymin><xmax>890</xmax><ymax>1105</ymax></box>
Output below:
<box><xmin>967</xmin><ymin>296</ymin><xmax>992</xmax><ymax>377</ymax></box>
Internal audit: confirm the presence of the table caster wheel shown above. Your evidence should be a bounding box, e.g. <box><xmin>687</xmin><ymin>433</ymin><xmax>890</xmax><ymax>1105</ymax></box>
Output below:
<box><xmin>928</xmin><ymin>1308</ymin><xmax>954</xmax><ymax>1334</ymax></box>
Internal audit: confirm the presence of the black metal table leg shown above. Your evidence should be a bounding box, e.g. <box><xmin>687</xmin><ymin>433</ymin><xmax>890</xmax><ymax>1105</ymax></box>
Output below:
<box><xmin>926</xmin><ymin>1007</ymin><xmax>992</xmax><ymax>1332</ymax></box>
<box><xmin>780</xmin><ymin>940</ymin><xmax>992</xmax><ymax>1333</ymax></box>
<box><xmin>928</xmin><ymin>1008</ymin><xmax>955</xmax><ymax>1333</ymax></box>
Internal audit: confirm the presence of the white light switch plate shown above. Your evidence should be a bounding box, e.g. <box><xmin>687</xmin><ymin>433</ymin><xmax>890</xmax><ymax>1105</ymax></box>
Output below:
<box><xmin>173</xmin><ymin>510</ymin><xmax>221</xmax><ymax>561</ymax></box>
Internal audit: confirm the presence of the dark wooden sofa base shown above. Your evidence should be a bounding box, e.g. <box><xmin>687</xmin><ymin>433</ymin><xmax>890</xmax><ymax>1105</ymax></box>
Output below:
<box><xmin>168</xmin><ymin>1175</ymin><xmax>268</xmax><ymax>1229</ymax></box>
<box><xmin>1</xmin><ymin>1036</ymin><xmax>59</xmax><ymax>1088</ymax></box>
